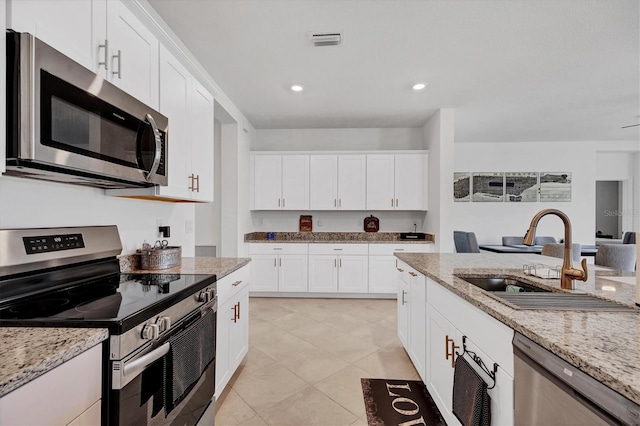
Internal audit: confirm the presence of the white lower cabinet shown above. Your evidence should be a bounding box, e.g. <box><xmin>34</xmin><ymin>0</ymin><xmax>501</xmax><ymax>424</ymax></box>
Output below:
<box><xmin>0</xmin><ymin>344</ymin><xmax>102</xmax><ymax>426</ymax></box>
<box><xmin>369</xmin><ymin>244</ymin><xmax>433</xmax><ymax>293</ymax></box>
<box><xmin>249</xmin><ymin>244</ymin><xmax>308</xmax><ymax>292</ymax></box>
<box><xmin>308</xmin><ymin>244</ymin><xmax>368</xmax><ymax>293</ymax></box>
<box><xmin>215</xmin><ymin>264</ymin><xmax>250</xmax><ymax>398</ymax></box>
<box><xmin>396</xmin><ymin>260</ymin><xmax>426</xmax><ymax>381</ymax></box>
<box><xmin>425</xmin><ymin>276</ymin><xmax>515</xmax><ymax>426</ymax></box>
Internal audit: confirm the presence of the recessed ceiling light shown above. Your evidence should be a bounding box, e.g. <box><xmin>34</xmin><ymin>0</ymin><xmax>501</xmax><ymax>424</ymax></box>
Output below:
<box><xmin>291</xmin><ymin>84</ymin><xmax>304</xmax><ymax>92</ymax></box>
<box><xmin>412</xmin><ymin>83</ymin><xmax>427</xmax><ymax>91</ymax></box>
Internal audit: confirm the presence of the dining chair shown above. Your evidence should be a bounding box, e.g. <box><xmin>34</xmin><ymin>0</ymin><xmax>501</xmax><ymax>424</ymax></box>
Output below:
<box><xmin>534</xmin><ymin>236</ymin><xmax>557</xmax><ymax>245</ymax></box>
<box><xmin>541</xmin><ymin>243</ymin><xmax>581</xmax><ymax>262</ymax></box>
<box><xmin>454</xmin><ymin>231</ymin><xmax>480</xmax><ymax>253</ymax></box>
<box><xmin>502</xmin><ymin>236</ymin><xmax>524</xmax><ymax>245</ymax></box>
<box><xmin>595</xmin><ymin>244</ymin><xmax>637</xmax><ymax>272</ymax></box>
<box><xmin>622</xmin><ymin>232</ymin><xmax>636</xmax><ymax>245</ymax></box>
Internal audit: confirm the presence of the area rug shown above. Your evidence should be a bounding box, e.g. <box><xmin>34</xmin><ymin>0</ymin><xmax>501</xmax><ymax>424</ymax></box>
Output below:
<box><xmin>361</xmin><ymin>378</ymin><xmax>446</xmax><ymax>426</ymax></box>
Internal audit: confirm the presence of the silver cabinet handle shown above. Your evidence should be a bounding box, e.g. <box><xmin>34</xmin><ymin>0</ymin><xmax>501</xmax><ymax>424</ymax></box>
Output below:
<box><xmin>279</xmin><ymin>258</ymin><xmax>282</xmax><ymax>267</ymax></box>
<box><xmin>333</xmin><ymin>248</ymin><xmax>343</xmax><ymax>251</ymax></box>
<box><xmin>334</xmin><ymin>199</ymin><xmax>337</xmax><ymax>207</ymax></box>
<box><xmin>143</xmin><ymin>114</ymin><xmax>162</xmax><ymax>182</ymax></box>
<box><xmin>112</xmin><ymin>49</ymin><xmax>122</xmax><ymax>78</ymax></box>
<box><xmin>282</xmin><ymin>198</ymin><xmax>286</xmax><ymax>207</ymax></box>
<box><xmin>334</xmin><ymin>259</ymin><xmax>337</xmax><ymax>267</ymax></box>
<box><xmin>401</xmin><ymin>290</ymin><xmax>407</xmax><ymax>305</ymax></box>
<box><xmin>274</xmin><ymin>258</ymin><xmax>277</xmax><ymax>267</ymax></box>
<box><xmin>396</xmin><ymin>199</ymin><xmax>399</xmax><ymax>207</ymax></box>
<box><xmin>391</xmin><ymin>198</ymin><xmax>394</xmax><ymax>207</ymax></box>
<box><xmin>278</xmin><ymin>198</ymin><xmax>281</xmax><ymax>207</ymax></box>
<box><xmin>98</xmin><ymin>40</ymin><xmax>109</xmax><ymax>70</ymax></box>
<box><xmin>232</xmin><ymin>280</ymin><xmax>242</xmax><ymax>287</ymax></box>
<box><xmin>340</xmin><ymin>258</ymin><xmax>342</xmax><ymax>267</ymax></box>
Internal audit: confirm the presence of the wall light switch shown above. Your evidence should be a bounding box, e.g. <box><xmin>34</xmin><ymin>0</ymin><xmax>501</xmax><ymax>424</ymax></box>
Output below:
<box><xmin>318</xmin><ymin>220</ymin><xmax>323</xmax><ymax>227</ymax></box>
<box><xmin>185</xmin><ymin>220</ymin><xmax>194</xmax><ymax>234</ymax></box>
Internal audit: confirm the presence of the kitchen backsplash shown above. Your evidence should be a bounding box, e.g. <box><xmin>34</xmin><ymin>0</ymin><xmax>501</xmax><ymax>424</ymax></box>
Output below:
<box><xmin>250</xmin><ymin>210</ymin><xmax>427</xmax><ymax>232</ymax></box>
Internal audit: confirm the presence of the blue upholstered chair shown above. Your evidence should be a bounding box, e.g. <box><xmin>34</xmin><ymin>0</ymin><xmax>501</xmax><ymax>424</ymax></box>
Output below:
<box><xmin>541</xmin><ymin>243</ymin><xmax>581</xmax><ymax>262</ymax></box>
<box><xmin>595</xmin><ymin>244</ymin><xmax>636</xmax><ymax>272</ymax></box>
<box><xmin>502</xmin><ymin>236</ymin><xmax>524</xmax><ymax>245</ymax></box>
<box><xmin>454</xmin><ymin>231</ymin><xmax>480</xmax><ymax>253</ymax></box>
<box><xmin>622</xmin><ymin>232</ymin><xmax>636</xmax><ymax>245</ymax></box>
<box><xmin>534</xmin><ymin>236</ymin><xmax>557</xmax><ymax>245</ymax></box>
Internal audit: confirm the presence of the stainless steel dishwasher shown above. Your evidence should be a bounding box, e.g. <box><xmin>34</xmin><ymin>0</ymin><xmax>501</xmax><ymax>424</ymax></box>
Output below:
<box><xmin>513</xmin><ymin>333</ymin><xmax>640</xmax><ymax>425</ymax></box>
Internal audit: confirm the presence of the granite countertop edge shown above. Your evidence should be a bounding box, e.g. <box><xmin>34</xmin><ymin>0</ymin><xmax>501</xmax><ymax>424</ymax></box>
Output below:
<box><xmin>394</xmin><ymin>252</ymin><xmax>640</xmax><ymax>406</ymax></box>
<box><xmin>0</xmin><ymin>328</ymin><xmax>108</xmax><ymax>398</ymax></box>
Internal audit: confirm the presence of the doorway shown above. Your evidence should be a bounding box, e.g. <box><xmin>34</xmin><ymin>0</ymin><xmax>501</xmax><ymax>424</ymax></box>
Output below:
<box><xmin>595</xmin><ymin>180</ymin><xmax>624</xmax><ymax>239</ymax></box>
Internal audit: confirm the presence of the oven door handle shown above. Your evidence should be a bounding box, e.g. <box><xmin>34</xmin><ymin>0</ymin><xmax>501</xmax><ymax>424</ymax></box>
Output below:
<box><xmin>113</xmin><ymin>342</ymin><xmax>171</xmax><ymax>390</ymax></box>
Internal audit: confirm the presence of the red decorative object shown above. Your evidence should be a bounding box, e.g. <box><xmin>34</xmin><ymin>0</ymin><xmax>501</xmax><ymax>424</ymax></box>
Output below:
<box><xmin>364</xmin><ymin>215</ymin><xmax>379</xmax><ymax>232</ymax></box>
<box><xmin>299</xmin><ymin>215</ymin><xmax>313</xmax><ymax>232</ymax></box>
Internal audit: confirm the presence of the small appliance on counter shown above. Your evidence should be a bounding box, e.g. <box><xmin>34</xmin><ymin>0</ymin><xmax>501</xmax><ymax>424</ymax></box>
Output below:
<box><xmin>364</xmin><ymin>215</ymin><xmax>379</xmax><ymax>232</ymax></box>
<box><xmin>299</xmin><ymin>215</ymin><xmax>313</xmax><ymax>232</ymax></box>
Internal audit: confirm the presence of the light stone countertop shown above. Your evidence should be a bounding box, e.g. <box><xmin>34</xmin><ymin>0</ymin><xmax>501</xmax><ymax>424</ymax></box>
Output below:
<box><xmin>245</xmin><ymin>231</ymin><xmax>435</xmax><ymax>244</ymax></box>
<box><xmin>0</xmin><ymin>328</ymin><xmax>108</xmax><ymax>398</ymax></box>
<box><xmin>1</xmin><ymin>257</ymin><xmax>250</xmax><ymax>398</ymax></box>
<box><xmin>394</xmin><ymin>252</ymin><xmax>640</xmax><ymax>405</ymax></box>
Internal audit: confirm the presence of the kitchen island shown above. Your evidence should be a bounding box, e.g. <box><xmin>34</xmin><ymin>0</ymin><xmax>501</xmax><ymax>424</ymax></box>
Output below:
<box><xmin>395</xmin><ymin>252</ymin><xmax>640</xmax><ymax>409</ymax></box>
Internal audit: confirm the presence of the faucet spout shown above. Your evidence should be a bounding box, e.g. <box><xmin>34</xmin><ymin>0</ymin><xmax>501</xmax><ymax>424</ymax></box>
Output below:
<box><xmin>523</xmin><ymin>209</ymin><xmax>588</xmax><ymax>290</ymax></box>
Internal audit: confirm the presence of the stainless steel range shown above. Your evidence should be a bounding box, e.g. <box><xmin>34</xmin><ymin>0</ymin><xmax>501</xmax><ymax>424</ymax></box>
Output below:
<box><xmin>0</xmin><ymin>225</ymin><xmax>217</xmax><ymax>425</ymax></box>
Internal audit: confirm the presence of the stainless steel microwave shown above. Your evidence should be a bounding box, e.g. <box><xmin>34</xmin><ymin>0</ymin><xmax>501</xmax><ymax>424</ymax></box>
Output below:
<box><xmin>5</xmin><ymin>31</ymin><xmax>168</xmax><ymax>188</ymax></box>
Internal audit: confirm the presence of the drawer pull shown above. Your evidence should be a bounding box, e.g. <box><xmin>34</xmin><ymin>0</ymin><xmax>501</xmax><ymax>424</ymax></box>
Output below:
<box><xmin>333</xmin><ymin>248</ymin><xmax>343</xmax><ymax>251</ymax></box>
<box><xmin>395</xmin><ymin>248</ymin><xmax>405</xmax><ymax>251</ymax></box>
<box><xmin>397</xmin><ymin>268</ymin><xmax>404</xmax><ymax>272</ymax></box>
<box><xmin>232</xmin><ymin>280</ymin><xmax>242</xmax><ymax>287</ymax></box>
<box><xmin>409</xmin><ymin>271</ymin><xmax>417</xmax><ymax>277</ymax></box>
<box><xmin>273</xmin><ymin>248</ymin><xmax>283</xmax><ymax>250</ymax></box>
<box><xmin>445</xmin><ymin>335</ymin><xmax>459</xmax><ymax>368</ymax></box>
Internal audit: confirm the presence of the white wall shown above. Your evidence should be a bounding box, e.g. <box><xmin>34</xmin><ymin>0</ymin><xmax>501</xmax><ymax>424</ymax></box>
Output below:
<box><xmin>454</xmin><ymin>141</ymin><xmax>597</xmax><ymax>245</ymax></box>
<box><xmin>255</xmin><ymin>128</ymin><xmax>424</xmax><ymax>151</ymax></box>
<box><xmin>423</xmin><ymin>109</ymin><xmax>456</xmax><ymax>252</ymax></box>
<box><xmin>0</xmin><ymin>176</ymin><xmax>195</xmax><ymax>255</ymax></box>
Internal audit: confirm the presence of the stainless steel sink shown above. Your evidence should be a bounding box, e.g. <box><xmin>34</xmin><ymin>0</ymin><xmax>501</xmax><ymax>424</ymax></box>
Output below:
<box><xmin>459</xmin><ymin>277</ymin><xmax>548</xmax><ymax>293</ymax></box>
<box><xmin>457</xmin><ymin>275</ymin><xmax>638</xmax><ymax>312</ymax></box>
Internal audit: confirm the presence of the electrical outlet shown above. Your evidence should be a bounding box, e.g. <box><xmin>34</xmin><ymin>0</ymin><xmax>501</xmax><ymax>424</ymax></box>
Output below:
<box><xmin>258</xmin><ymin>218</ymin><xmax>264</xmax><ymax>226</ymax></box>
<box><xmin>185</xmin><ymin>220</ymin><xmax>194</xmax><ymax>234</ymax></box>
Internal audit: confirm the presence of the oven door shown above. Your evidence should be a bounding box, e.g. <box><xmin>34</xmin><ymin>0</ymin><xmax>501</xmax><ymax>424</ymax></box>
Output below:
<box><xmin>108</xmin><ymin>303</ymin><xmax>217</xmax><ymax>426</ymax></box>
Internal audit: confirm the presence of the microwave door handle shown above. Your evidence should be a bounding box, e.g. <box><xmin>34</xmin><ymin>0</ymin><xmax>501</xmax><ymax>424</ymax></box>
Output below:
<box><xmin>144</xmin><ymin>113</ymin><xmax>162</xmax><ymax>182</ymax></box>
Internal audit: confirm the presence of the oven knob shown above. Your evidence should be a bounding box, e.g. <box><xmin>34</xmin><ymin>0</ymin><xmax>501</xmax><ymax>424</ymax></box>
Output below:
<box><xmin>141</xmin><ymin>323</ymin><xmax>160</xmax><ymax>340</ymax></box>
<box><xmin>156</xmin><ymin>316</ymin><xmax>171</xmax><ymax>332</ymax></box>
<box><xmin>206</xmin><ymin>288</ymin><xmax>216</xmax><ymax>300</ymax></box>
<box><xmin>198</xmin><ymin>290</ymin><xmax>211</xmax><ymax>303</ymax></box>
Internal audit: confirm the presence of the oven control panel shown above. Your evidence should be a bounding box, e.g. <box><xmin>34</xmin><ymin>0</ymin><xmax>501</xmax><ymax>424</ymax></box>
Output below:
<box><xmin>22</xmin><ymin>233</ymin><xmax>85</xmax><ymax>255</ymax></box>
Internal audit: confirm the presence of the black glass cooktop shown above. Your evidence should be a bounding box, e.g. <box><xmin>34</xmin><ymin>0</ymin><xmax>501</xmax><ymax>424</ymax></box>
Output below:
<box><xmin>0</xmin><ymin>270</ymin><xmax>216</xmax><ymax>334</ymax></box>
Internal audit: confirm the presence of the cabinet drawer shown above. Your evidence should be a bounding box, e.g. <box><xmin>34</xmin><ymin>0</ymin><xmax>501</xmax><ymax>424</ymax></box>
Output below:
<box><xmin>248</xmin><ymin>243</ymin><xmax>308</xmax><ymax>255</ymax></box>
<box><xmin>368</xmin><ymin>243</ymin><xmax>433</xmax><ymax>256</ymax></box>
<box><xmin>427</xmin><ymin>278</ymin><xmax>514</xmax><ymax>376</ymax></box>
<box><xmin>308</xmin><ymin>243</ymin><xmax>368</xmax><ymax>256</ymax></box>
<box><xmin>217</xmin><ymin>265</ymin><xmax>250</xmax><ymax>306</ymax></box>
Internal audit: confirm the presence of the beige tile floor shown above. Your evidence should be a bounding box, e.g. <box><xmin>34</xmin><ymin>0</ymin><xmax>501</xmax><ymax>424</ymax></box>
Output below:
<box><xmin>215</xmin><ymin>297</ymin><xmax>420</xmax><ymax>426</ymax></box>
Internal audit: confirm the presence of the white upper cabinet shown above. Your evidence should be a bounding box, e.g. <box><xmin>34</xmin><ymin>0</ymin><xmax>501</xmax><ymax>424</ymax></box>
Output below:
<box><xmin>309</xmin><ymin>154</ymin><xmax>366</xmax><ymax>210</ymax></box>
<box><xmin>8</xmin><ymin>0</ymin><xmax>159</xmax><ymax>108</ymax></box>
<box><xmin>190</xmin><ymin>80</ymin><xmax>215</xmax><ymax>202</ymax></box>
<box><xmin>252</xmin><ymin>155</ymin><xmax>309</xmax><ymax>210</ymax></box>
<box><xmin>106</xmin><ymin>1</ymin><xmax>159</xmax><ymax>109</ymax></box>
<box><xmin>8</xmin><ymin>0</ymin><xmax>107</xmax><ymax>74</ymax></box>
<box><xmin>367</xmin><ymin>153</ymin><xmax>428</xmax><ymax>210</ymax></box>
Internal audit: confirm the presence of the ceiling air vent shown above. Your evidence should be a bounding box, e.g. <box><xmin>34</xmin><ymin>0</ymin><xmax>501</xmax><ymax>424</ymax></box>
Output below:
<box><xmin>310</xmin><ymin>32</ymin><xmax>342</xmax><ymax>47</ymax></box>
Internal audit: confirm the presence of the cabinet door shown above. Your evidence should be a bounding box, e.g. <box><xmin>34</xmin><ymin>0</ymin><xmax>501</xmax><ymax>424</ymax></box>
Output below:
<box><xmin>8</xmin><ymin>0</ymin><xmax>107</xmax><ymax>75</ymax></box>
<box><xmin>366</xmin><ymin>154</ymin><xmax>395</xmax><ymax>210</ymax></box>
<box><xmin>408</xmin><ymin>271</ymin><xmax>426</xmax><ymax>381</ymax></box>
<box><xmin>308</xmin><ymin>255</ymin><xmax>338</xmax><ymax>292</ymax></box>
<box><xmin>215</xmin><ymin>297</ymin><xmax>232</xmax><ymax>398</ymax></box>
<box><xmin>279</xmin><ymin>254</ymin><xmax>308</xmax><ymax>292</ymax></box>
<box><xmin>190</xmin><ymin>80</ymin><xmax>215</xmax><ymax>202</ymax></box>
<box><xmin>229</xmin><ymin>285</ymin><xmax>249</xmax><ymax>371</ymax></box>
<box><xmin>397</xmin><ymin>273</ymin><xmax>409</xmax><ymax>349</ymax></box>
<box><xmin>338</xmin><ymin>155</ymin><xmax>366</xmax><ymax>210</ymax></box>
<box><xmin>395</xmin><ymin>154</ymin><xmax>427</xmax><ymax>210</ymax></box>
<box><xmin>107</xmin><ymin>0</ymin><xmax>159</xmax><ymax>108</ymax></box>
<box><xmin>253</xmin><ymin>155</ymin><xmax>282</xmax><ymax>210</ymax></box>
<box><xmin>158</xmin><ymin>45</ymin><xmax>191</xmax><ymax>200</ymax></box>
<box><xmin>369</xmin><ymin>255</ymin><xmax>399</xmax><ymax>293</ymax></box>
<box><xmin>250</xmin><ymin>255</ymin><xmax>279</xmax><ymax>292</ymax></box>
<box><xmin>281</xmin><ymin>155</ymin><xmax>309</xmax><ymax>210</ymax></box>
<box><xmin>427</xmin><ymin>305</ymin><xmax>458</xmax><ymax>424</ymax></box>
<box><xmin>338</xmin><ymin>255</ymin><xmax>369</xmax><ymax>293</ymax></box>
<box><xmin>309</xmin><ymin>155</ymin><xmax>338</xmax><ymax>210</ymax></box>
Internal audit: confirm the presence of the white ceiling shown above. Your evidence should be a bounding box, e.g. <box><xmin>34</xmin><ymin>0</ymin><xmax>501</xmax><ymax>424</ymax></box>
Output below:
<box><xmin>147</xmin><ymin>0</ymin><xmax>639</xmax><ymax>143</ymax></box>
